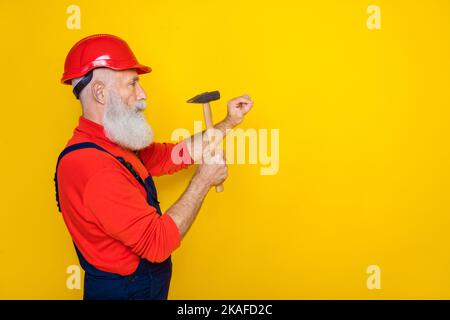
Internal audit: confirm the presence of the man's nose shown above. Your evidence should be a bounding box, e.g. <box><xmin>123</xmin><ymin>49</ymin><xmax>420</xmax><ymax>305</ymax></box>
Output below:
<box><xmin>136</xmin><ymin>82</ymin><xmax>147</xmax><ymax>100</ymax></box>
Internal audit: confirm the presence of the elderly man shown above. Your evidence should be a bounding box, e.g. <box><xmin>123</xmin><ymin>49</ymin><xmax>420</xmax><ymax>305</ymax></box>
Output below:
<box><xmin>54</xmin><ymin>34</ymin><xmax>253</xmax><ymax>300</ymax></box>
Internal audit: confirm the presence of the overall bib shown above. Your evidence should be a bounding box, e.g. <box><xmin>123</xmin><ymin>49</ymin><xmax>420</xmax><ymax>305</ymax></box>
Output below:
<box><xmin>54</xmin><ymin>142</ymin><xmax>172</xmax><ymax>300</ymax></box>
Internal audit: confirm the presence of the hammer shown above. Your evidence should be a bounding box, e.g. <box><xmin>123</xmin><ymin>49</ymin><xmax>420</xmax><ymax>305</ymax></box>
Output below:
<box><xmin>187</xmin><ymin>91</ymin><xmax>224</xmax><ymax>193</ymax></box>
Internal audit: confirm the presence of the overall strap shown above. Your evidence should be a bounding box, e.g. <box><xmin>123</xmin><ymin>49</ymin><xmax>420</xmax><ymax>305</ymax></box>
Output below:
<box><xmin>54</xmin><ymin>142</ymin><xmax>160</xmax><ymax>214</ymax></box>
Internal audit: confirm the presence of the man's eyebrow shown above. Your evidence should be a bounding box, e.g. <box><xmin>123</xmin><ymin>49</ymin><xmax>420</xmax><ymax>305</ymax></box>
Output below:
<box><xmin>130</xmin><ymin>76</ymin><xmax>139</xmax><ymax>82</ymax></box>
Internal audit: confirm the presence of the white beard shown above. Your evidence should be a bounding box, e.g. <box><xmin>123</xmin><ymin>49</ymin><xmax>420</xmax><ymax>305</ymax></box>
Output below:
<box><xmin>102</xmin><ymin>91</ymin><xmax>154</xmax><ymax>151</ymax></box>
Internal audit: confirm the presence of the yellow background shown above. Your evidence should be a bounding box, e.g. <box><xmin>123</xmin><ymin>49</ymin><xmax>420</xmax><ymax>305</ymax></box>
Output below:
<box><xmin>0</xmin><ymin>0</ymin><xmax>449</xmax><ymax>299</ymax></box>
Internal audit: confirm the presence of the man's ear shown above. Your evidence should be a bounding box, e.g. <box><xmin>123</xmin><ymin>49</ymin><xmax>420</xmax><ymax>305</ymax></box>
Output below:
<box><xmin>90</xmin><ymin>81</ymin><xmax>107</xmax><ymax>104</ymax></box>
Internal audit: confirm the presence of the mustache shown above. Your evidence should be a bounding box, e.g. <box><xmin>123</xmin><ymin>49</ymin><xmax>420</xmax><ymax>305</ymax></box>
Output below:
<box><xmin>134</xmin><ymin>100</ymin><xmax>146</xmax><ymax>111</ymax></box>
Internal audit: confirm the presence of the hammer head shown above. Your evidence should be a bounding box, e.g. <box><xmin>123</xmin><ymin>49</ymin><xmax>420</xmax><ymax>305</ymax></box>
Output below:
<box><xmin>187</xmin><ymin>91</ymin><xmax>220</xmax><ymax>104</ymax></box>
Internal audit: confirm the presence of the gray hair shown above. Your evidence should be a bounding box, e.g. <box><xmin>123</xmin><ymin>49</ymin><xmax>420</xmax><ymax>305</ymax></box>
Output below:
<box><xmin>71</xmin><ymin>76</ymin><xmax>83</xmax><ymax>88</ymax></box>
<box><xmin>71</xmin><ymin>68</ymin><xmax>116</xmax><ymax>102</ymax></box>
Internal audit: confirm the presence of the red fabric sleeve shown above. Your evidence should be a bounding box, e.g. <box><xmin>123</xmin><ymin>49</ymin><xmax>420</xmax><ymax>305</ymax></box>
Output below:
<box><xmin>137</xmin><ymin>141</ymin><xmax>193</xmax><ymax>177</ymax></box>
<box><xmin>82</xmin><ymin>167</ymin><xmax>181</xmax><ymax>263</ymax></box>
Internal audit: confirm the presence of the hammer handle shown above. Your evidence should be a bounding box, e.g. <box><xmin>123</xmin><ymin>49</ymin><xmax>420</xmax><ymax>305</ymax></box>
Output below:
<box><xmin>203</xmin><ymin>103</ymin><xmax>224</xmax><ymax>193</ymax></box>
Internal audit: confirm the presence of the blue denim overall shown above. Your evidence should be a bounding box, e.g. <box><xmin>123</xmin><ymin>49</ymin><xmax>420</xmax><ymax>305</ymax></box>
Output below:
<box><xmin>54</xmin><ymin>142</ymin><xmax>172</xmax><ymax>300</ymax></box>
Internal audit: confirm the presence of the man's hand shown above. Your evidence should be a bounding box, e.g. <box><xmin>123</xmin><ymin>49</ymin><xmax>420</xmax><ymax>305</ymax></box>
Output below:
<box><xmin>225</xmin><ymin>94</ymin><xmax>254</xmax><ymax>127</ymax></box>
<box><xmin>193</xmin><ymin>147</ymin><xmax>228</xmax><ymax>188</ymax></box>
<box><xmin>183</xmin><ymin>93</ymin><xmax>254</xmax><ymax>164</ymax></box>
<box><xmin>168</xmin><ymin>147</ymin><xmax>228</xmax><ymax>239</ymax></box>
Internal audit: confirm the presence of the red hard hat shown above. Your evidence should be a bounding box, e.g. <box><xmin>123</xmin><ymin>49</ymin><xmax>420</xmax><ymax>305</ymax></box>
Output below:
<box><xmin>61</xmin><ymin>34</ymin><xmax>151</xmax><ymax>85</ymax></box>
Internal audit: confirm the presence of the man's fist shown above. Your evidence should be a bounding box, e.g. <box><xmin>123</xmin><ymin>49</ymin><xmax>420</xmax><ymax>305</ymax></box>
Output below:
<box><xmin>226</xmin><ymin>94</ymin><xmax>254</xmax><ymax>127</ymax></box>
<box><xmin>194</xmin><ymin>147</ymin><xmax>228</xmax><ymax>188</ymax></box>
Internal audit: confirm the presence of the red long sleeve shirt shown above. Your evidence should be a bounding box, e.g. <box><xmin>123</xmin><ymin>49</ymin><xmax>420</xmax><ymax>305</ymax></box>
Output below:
<box><xmin>56</xmin><ymin>116</ymin><xmax>192</xmax><ymax>275</ymax></box>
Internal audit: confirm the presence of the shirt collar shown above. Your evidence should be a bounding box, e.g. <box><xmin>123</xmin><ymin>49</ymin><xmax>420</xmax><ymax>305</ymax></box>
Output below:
<box><xmin>75</xmin><ymin>116</ymin><xmax>116</xmax><ymax>146</ymax></box>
